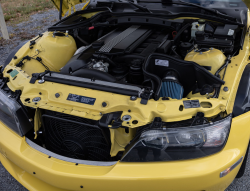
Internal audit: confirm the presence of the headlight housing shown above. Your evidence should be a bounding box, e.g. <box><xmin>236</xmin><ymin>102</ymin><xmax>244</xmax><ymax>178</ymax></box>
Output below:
<box><xmin>121</xmin><ymin>115</ymin><xmax>231</xmax><ymax>162</ymax></box>
<box><xmin>0</xmin><ymin>86</ymin><xmax>32</xmax><ymax>136</ymax></box>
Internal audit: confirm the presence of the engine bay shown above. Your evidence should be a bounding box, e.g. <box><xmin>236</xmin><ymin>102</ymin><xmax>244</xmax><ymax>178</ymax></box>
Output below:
<box><xmin>55</xmin><ymin>18</ymin><xmax>242</xmax><ymax>101</ymax></box>
<box><xmin>1</xmin><ymin>7</ymin><xmax>247</xmax><ymax>162</ymax></box>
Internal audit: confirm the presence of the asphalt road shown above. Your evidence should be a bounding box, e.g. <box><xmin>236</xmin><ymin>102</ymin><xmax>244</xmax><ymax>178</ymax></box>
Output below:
<box><xmin>1</xmin><ymin>150</ymin><xmax>250</xmax><ymax>190</ymax></box>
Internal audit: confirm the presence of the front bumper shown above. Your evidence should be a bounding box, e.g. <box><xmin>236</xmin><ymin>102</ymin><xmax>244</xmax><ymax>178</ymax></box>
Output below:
<box><xmin>0</xmin><ymin>113</ymin><xmax>250</xmax><ymax>191</ymax></box>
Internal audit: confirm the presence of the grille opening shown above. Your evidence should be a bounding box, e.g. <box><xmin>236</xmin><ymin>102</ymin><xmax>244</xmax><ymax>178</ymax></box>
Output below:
<box><xmin>34</xmin><ymin>110</ymin><xmax>119</xmax><ymax>162</ymax></box>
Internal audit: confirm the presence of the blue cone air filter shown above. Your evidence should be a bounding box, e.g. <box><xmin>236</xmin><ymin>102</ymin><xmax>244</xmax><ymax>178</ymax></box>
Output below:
<box><xmin>160</xmin><ymin>81</ymin><xmax>184</xmax><ymax>99</ymax></box>
<box><xmin>160</xmin><ymin>71</ymin><xmax>184</xmax><ymax>99</ymax></box>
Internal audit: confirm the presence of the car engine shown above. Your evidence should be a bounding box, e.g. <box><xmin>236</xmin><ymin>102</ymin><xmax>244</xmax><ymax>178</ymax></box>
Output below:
<box><xmin>58</xmin><ymin>20</ymin><xmax>237</xmax><ymax>100</ymax></box>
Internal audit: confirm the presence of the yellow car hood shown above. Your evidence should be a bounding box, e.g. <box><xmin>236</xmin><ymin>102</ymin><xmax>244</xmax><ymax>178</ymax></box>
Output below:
<box><xmin>51</xmin><ymin>0</ymin><xmax>88</xmax><ymax>16</ymax></box>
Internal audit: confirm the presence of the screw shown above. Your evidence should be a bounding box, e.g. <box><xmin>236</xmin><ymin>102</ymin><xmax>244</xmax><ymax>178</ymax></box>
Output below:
<box><xmin>55</xmin><ymin>93</ymin><xmax>60</xmax><ymax>98</ymax></box>
<box><xmin>223</xmin><ymin>86</ymin><xmax>229</xmax><ymax>92</ymax></box>
<box><xmin>128</xmin><ymin>110</ymin><xmax>131</xmax><ymax>112</ymax></box>
<box><xmin>102</xmin><ymin>102</ymin><xmax>107</xmax><ymax>107</ymax></box>
<box><xmin>130</xmin><ymin>96</ymin><xmax>137</xmax><ymax>101</ymax></box>
<box><xmin>33</xmin><ymin>172</ymin><xmax>36</xmax><ymax>175</ymax></box>
<box><xmin>32</xmin><ymin>97</ymin><xmax>41</xmax><ymax>102</ymax></box>
<box><xmin>39</xmin><ymin>92</ymin><xmax>42</xmax><ymax>95</ymax></box>
<box><xmin>80</xmin><ymin>186</ymin><xmax>83</xmax><ymax>188</ymax></box>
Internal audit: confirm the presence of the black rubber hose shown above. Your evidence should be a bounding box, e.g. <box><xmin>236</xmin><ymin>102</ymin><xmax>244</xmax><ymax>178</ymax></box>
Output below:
<box><xmin>173</xmin><ymin>23</ymin><xmax>192</xmax><ymax>44</ymax></box>
<box><xmin>215</xmin><ymin>55</ymin><xmax>231</xmax><ymax>77</ymax></box>
<box><xmin>74</xmin><ymin>29</ymin><xmax>89</xmax><ymax>46</ymax></box>
<box><xmin>71</xmin><ymin>69</ymin><xmax>116</xmax><ymax>82</ymax></box>
<box><xmin>171</xmin><ymin>46</ymin><xmax>182</xmax><ymax>59</ymax></box>
<box><xmin>92</xmin><ymin>54</ymin><xmax>116</xmax><ymax>67</ymax></box>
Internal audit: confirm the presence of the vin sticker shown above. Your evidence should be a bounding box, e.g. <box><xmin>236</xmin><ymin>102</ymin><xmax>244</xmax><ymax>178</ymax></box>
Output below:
<box><xmin>155</xmin><ymin>59</ymin><xmax>169</xmax><ymax>67</ymax></box>
<box><xmin>183</xmin><ymin>100</ymin><xmax>200</xmax><ymax>109</ymax></box>
<box><xmin>67</xmin><ymin>93</ymin><xmax>96</xmax><ymax>105</ymax></box>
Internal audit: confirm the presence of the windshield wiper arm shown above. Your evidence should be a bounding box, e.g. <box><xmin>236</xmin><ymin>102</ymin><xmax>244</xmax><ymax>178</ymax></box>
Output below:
<box><xmin>163</xmin><ymin>0</ymin><xmax>237</xmax><ymax>22</ymax></box>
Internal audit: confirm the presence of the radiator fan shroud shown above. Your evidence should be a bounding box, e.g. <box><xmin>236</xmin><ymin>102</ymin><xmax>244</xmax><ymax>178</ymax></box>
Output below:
<box><xmin>42</xmin><ymin>110</ymin><xmax>112</xmax><ymax>161</ymax></box>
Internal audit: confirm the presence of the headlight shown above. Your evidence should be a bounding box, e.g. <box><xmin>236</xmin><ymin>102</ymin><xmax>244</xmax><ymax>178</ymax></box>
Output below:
<box><xmin>0</xmin><ymin>89</ymin><xmax>32</xmax><ymax>136</ymax></box>
<box><xmin>121</xmin><ymin>115</ymin><xmax>231</xmax><ymax>162</ymax></box>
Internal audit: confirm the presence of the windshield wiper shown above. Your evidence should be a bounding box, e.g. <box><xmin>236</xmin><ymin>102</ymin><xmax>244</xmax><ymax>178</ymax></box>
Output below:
<box><xmin>162</xmin><ymin>0</ymin><xmax>237</xmax><ymax>22</ymax></box>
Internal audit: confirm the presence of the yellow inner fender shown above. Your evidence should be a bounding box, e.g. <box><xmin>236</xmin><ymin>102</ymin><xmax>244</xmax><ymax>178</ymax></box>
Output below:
<box><xmin>185</xmin><ymin>48</ymin><xmax>226</xmax><ymax>75</ymax></box>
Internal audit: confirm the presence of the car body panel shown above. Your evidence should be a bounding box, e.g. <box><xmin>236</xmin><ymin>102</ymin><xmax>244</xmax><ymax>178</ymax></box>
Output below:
<box><xmin>51</xmin><ymin>0</ymin><xmax>89</xmax><ymax>16</ymax></box>
<box><xmin>0</xmin><ymin>111</ymin><xmax>250</xmax><ymax>191</ymax></box>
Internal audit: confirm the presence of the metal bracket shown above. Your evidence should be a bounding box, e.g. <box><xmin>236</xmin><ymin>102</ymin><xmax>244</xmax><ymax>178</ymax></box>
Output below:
<box><xmin>140</xmin><ymin>88</ymin><xmax>153</xmax><ymax>105</ymax></box>
<box><xmin>29</xmin><ymin>70</ymin><xmax>50</xmax><ymax>84</ymax></box>
<box><xmin>150</xmin><ymin>117</ymin><xmax>163</xmax><ymax>129</ymax></box>
<box><xmin>99</xmin><ymin>111</ymin><xmax>123</xmax><ymax>129</ymax></box>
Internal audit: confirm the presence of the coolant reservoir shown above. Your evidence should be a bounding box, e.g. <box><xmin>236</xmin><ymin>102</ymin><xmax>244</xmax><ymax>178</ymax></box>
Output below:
<box><xmin>185</xmin><ymin>48</ymin><xmax>226</xmax><ymax>75</ymax></box>
<box><xmin>191</xmin><ymin>20</ymin><xmax>205</xmax><ymax>38</ymax></box>
<box><xmin>22</xmin><ymin>31</ymin><xmax>77</xmax><ymax>75</ymax></box>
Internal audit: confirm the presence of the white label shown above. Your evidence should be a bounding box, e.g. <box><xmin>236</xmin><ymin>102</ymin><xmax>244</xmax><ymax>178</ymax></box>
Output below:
<box><xmin>155</xmin><ymin>59</ymin><xmax>169</xmax><ymax>67</ymax></box>
<box><xmin>228</xmin><ymin>29</ymin><xmax>234</xmax><ymax>36</ymax></box>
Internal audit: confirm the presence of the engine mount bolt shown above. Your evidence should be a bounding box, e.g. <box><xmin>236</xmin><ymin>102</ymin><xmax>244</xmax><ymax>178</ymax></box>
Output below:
<box><xmin>130</xmin><ymin>96</ymin><xmax>137</xmax><ymax>101</ymax></box>
<box><xmin>55</xmin><ymin>93</ymin><xmax>60</xmax><ymax>98</ymax></box>
<box><xmin>223</xmin><ymin>86</ymin><xmax>229</xmax><ymax>92</ymax></box>
<box><xmin>102</xmin><ymin>102</ymin><xmax>107</xmax><ymax>107</ymax></box>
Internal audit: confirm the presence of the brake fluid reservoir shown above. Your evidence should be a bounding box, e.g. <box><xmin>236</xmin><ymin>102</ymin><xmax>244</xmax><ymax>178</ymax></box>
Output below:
<box><xmin>185</xmin><ymin>48</ymin><xmax>226</xmax><ymax>75</ymax></box>
<box><xmin>191</xmin><ymin>20</ymin><xmax>206</xmax><ymax>37</ymax></box>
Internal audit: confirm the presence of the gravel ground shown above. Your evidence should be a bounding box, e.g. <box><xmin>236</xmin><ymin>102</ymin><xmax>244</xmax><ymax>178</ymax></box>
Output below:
<box><xmin>0</xmin><ymin>6</ymin><xmax>249</xmax><ymax>191</ymax></box>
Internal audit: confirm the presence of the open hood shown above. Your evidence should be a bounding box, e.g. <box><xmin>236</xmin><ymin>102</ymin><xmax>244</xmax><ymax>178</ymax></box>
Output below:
<box><xmin>51</xmin><ymin>0</ymin><xmax>89</xmax><ymax>16</ymax></box>
<box><xmin>243</xmin><ymin>0</ymin><xmax>250</xmax><ymax>8</ymax></box>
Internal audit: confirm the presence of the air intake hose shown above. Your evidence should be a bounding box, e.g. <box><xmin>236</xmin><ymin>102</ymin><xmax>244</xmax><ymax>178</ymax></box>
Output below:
<box><xmin>160</xmin><ymin>71</ymin><xmax>184</xmax><ymax>99</ymax></box>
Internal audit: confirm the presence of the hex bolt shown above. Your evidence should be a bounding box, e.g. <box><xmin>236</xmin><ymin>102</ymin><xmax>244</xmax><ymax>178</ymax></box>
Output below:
<box><xmin>130</xmin><ymin>96</ymin><xmax>137</xmax><ymax>101</ymax></box>
<box><xmin>55</xmin><ymin>93</ymin><xmax>60</xmax><ymax>98</ymax></box>
<box><xmin>223</xmin><ymin>86</ymin><xmax>229</xmax><ymax>92</ymax></box>
<box><xmin>102</xmin><ymin>102</ymin><xmax>107</xmax><ymax>107</ymax></box>
<box><xmin>32</xmin><ymin>97</ymin><xmax>41</xmax><ymax>102</ymax></box>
